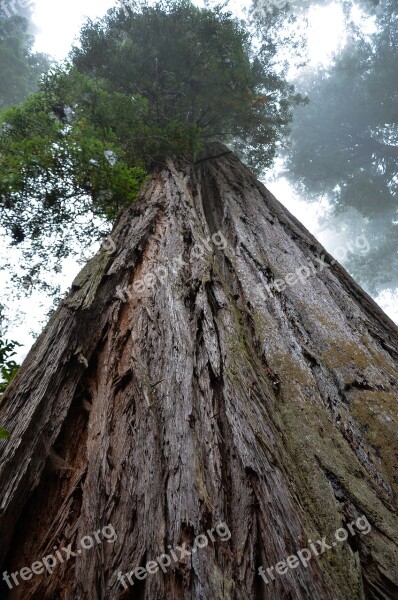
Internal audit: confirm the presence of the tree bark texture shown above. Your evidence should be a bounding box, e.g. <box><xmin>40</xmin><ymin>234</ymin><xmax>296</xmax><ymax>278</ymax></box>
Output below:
<box><xmin>0</xmin><ymin>143</ymin><xmax>397</xmax><ymax>599</ymax></box>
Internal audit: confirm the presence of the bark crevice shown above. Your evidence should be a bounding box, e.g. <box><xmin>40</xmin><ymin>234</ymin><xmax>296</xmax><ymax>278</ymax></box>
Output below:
<box><xmin>0</xmin><ymin>144</ymin><xmax>397</xmax><ymax>599</ymax></box>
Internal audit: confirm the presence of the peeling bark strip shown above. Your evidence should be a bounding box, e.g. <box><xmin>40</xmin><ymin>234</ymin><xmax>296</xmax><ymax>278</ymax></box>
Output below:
<box><xmin>2</xmin><ymin>525</ymin><xmax>117</xmax><ymax>591</ymax></box>
<box><xmin>0</xmin><ymin>142</ymin><xmax>397</xmax><ymax>599</ymax></box>
<box><xmin>117</xmin><ymin>521</ymin><xmax>231</xmax><ymax>589</ymax></box>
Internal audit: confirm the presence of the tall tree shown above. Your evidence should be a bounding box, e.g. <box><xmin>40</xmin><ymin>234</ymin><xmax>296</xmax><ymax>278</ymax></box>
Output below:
<box><xmin>0</xmin><ymin>144</ymin><xmax>397</xmax><ymax>599</ymax></box>
<box><xmin>285</xmin><ymin>0</ymin><xmax>398</xmax><ymax>294</ymax></box>
<box><xmin>0</xmin><ymin>2</ymin><xmax>397</xmax><ymax>599</ymax></box>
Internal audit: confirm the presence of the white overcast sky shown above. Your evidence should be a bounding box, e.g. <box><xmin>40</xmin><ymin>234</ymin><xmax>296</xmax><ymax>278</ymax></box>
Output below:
<box><xmin>32</xmin><ymin>0</ymin><xmax>116</xmax><ymax>58</ymax></box>
<box><xmin>3</xmin><ymin>0</ymin><xmax>397</xmax><ymax>359</ymax></box>
<box><xmin>32</xmin><ymin>0</ymin><xmax>347</xmax><ymax>64</ymax></box>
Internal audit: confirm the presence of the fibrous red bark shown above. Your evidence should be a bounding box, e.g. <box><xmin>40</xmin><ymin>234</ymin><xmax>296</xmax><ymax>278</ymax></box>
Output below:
<box><xmin>0</xmin><ymin>143</ymin><xmax>397</xmax><ymax>599</ymax></box>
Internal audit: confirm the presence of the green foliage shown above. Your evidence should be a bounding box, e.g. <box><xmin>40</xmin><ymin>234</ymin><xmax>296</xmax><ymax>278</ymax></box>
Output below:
<box><xmin>0</xmin><ymin>427</ymin><xmax>10</xmax><ymax>439</ymax></box>
<box><xmin>285</xmin><ymin>0</ymin><xmax>398</xmax><ymax>293</ymax></box>
<box><xmin>0</xmin><ymin>68</ymin><xmax>149</xmax><ymax>285</ymax></box>
<box><xmin>0</xmin><ymin>338</ymin><xmax>21</xmax><ymax>395</ymax></box>
<box><xmin>0</xmin><ymin>0</ymin><xmax>303</xmax><ymax>293</ymax></box>
<box><xmin>72</xmin><ymin>0</ymin><xmax>302</xmax><ymax>172</ymax></box>
<box><xmin>0</xmin><ymin>72</ymin><xmax>148</xmax><ymax>226</ymax></box>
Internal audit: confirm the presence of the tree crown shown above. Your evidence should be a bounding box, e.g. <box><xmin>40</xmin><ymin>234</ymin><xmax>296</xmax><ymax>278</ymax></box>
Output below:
<box><xmin>0</xmin><ymin>0</ymin><xmax>302</xmax><ymax>293</ymax></box>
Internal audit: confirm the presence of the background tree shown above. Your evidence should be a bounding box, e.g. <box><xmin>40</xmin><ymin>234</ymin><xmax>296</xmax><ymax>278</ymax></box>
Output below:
<box><xmin>0</xmin><ymin>7</ymin><xmax>47</xmax><ymax>391</ymax></box>
<box><xmin>285</xmin><ymin>0</ymin><xmax>398</xmax><ymax>294</ymax></box>
<box><xmin>0</xmin><ymin>13</ymin><xmax>49</xmax><ymax>112</ymax></box>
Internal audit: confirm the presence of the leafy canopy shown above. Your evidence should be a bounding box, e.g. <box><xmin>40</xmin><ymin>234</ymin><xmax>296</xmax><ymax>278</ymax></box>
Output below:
<box><xmin>0</xmin><ymin>338</ymin><xmax>20</xmax><ymax>396</ymax></box>
<box><xmin>72</xmin><ymin>0</ymin><xmax>301</xmax><ymax>171</ymax></box>
<box><xmin>0</xmin><ymin>338</ymin><xmax>20</xmax><ymax>437</ymax></box>
<box><xmin>0</xmin><ymin>0</ymin><xmax>303</xmax><ymax>289</ymax></box>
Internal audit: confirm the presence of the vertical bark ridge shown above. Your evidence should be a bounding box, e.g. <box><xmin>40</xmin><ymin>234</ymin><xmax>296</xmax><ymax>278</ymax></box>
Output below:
<box><xmin>0</xmin><ymin>143</ymin><xmax>397</xmax><ymax>599</ymax></box>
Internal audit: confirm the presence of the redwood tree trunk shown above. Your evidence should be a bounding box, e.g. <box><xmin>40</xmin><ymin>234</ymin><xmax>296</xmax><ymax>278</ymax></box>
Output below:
<box><xmin>0</xmin><ymin>143</ymin><xmax>397</xmax><ymax>600</ymax></box>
